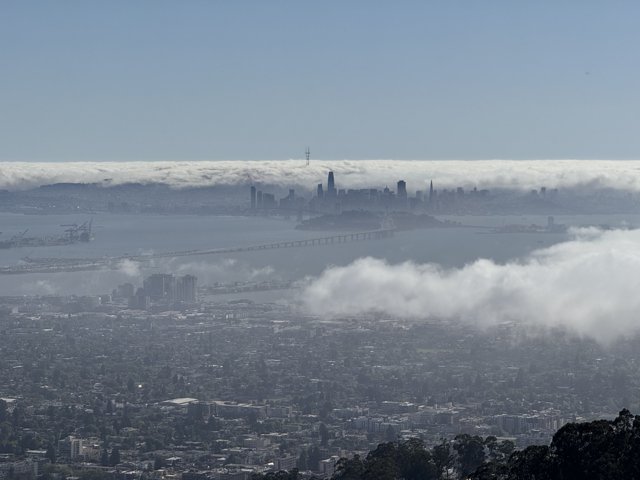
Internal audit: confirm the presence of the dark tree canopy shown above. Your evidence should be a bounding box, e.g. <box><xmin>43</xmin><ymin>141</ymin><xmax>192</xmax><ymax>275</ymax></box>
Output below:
<box><xmin>472</xmin><ymin>409</ymin><xmax>640</xmax><ymax>480</ymax></box>
<box><xmin>256</xmin><ymin>411</ymin><xmax>640</xmax><ymax>480</ymax></box>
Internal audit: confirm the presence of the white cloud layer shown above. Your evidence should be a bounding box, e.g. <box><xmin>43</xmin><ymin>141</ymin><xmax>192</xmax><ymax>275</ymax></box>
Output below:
<box><xmin>167</xmin><ymin>258</ymin><xmax>278</xmax><ymax>285</ymax></box>
<box><xmin>3</xmin><ymin>160</ymin><xmax>640</xmax><ymax>191</ymax></box>
<box><xmin>302</xmin><ymin>228</ymin><xmax>640</xmax><ymax>343</ymax></box>
<box><xmin>0</xmin><ymin>257</ymin><xmax>277</xmax><ymax>297</ymax></box>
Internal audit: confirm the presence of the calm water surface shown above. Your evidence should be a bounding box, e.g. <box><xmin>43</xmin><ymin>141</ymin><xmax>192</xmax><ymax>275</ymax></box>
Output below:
<box><xmin>0</xmin><ymin>212</ymin><xmax>636</xmax><ymax>296</ymax></box>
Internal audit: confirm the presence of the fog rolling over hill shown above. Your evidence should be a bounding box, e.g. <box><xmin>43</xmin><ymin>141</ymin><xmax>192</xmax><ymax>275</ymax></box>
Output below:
<box><xmin>3</xmin><ymin>159</ymin><xmax>640</xmax><ymax>192</ymax></box>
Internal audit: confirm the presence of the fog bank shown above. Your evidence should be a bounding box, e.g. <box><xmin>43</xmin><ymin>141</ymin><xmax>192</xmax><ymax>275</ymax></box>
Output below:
<box><xmin>3</xmin><ymin>159</ymin><xmax>640</xmax><ymax>192</ymax></box>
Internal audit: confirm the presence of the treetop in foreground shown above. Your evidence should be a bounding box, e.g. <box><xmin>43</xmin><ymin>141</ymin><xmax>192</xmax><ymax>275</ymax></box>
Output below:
<box><xmin>255</xmin><ymin>409</ymin><xmax>640</xmax><ymax>480</ymax></box>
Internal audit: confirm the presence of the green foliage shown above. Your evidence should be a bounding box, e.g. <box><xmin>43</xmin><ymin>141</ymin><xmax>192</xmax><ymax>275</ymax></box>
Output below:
<box><xmin>471</xmin><ymin>409</ymin><xmax>640</xmax><ymax>480</ymax></box>
<box><xmin>453</xmin><ymin>434</ymin><xmax>486</xmax><ymax>477</ymax></box>
<box><xmin>432</xmin><ymin>439</ymin><xmax>454</xmax><ymax>479</ymax></box>
<box><xmin>333</xmin><ymin>455</ymin><xmax>364</xmax><ymax>480</ymax></box>
<box><xmin>241</xmin><ymin>411</ymin><xmax>640</xmax><ymax>480</ymax></box>
<box><xmin>362</xmin><ymin>442</ymin><xmax>400</xmax><ymax>480</ymax></box>
<box><xmin>396</xmin><ymin>439</ymin><xmax>438</xmax><ymax>480</ymax></box>
<box><xmin>100</xmin><ymin>448</ymin><xmax>109</xmax><ymax>466</ymax></box>
<box><xmin>108</xmin><ymin>446</ymin><xmax>120</xmax><ymax>466</ymax></box>
<box><xmin>334</xmin><ymin>439</ymin><xmax>439</xmax><ymax>480</ymax></box>
<box><xmin>251</xmin><ymin>469</ymin><xmax>300</xmax><ymax>480</ymax></box>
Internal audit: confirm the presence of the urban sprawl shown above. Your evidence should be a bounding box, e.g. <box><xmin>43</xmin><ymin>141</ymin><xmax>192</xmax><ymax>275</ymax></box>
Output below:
<box><xmin>0</xmin><ymin>271</ymin><xmax>633</xmax><ymax>479</ymax></box>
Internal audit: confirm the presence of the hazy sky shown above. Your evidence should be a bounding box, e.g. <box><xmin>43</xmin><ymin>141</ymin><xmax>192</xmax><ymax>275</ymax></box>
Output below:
<box><xmin>2</xmin><ymin>1</ymin><xmax>640</xmax><ymax>161</ymax></box>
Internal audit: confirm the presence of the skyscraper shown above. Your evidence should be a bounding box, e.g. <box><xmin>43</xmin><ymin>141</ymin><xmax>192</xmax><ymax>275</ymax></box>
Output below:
<box><xmin>397</xmin><ymin>180</ymin><xmax>407</xmax><ymax>199</ymax></box>
<box><xmin>129</xmin><ymin>287</ymin><xmax>150</xmax><ymax>310</ymax></box>
<box><xmin>317</xmin><ymin>183</ymin><xmax>324</xmax><ymax>199</ymax></box>
<box><xmin>143</xmin><ymin>274</ymin><xmax>176</xmax><ymax>302</ymax></box>
<box><xmin>327</xmin><ymin>171</ymin><xmax>336</xmax><ymax>197</ymax></box>
<box><xmin>177</xmin><ymin>275</ymin><xmax>197</xmax><ymax>303</ymax></box>
<box><xmin>58</xmin><ymin>436</ymin><xmax>83</xmax><ymax>461</ymax></box>
<box><xmin>250</xmin><ymin>186</ymin><xmax>256</xmax><ymax>210</ymax></box>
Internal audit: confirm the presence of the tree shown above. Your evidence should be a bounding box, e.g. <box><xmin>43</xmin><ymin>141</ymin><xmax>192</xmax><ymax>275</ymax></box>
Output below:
<box><xmin>504</xmin><ymin>445</ymin><xmax>557</xmax><ymax>480</ymax></box>
<box><xmin>432</xmin><ymin>440</ymin><xmax>454</xmax><ymax>479</ymax></box>
<box><xmin>362</xmin><ymin>442</ymin><xmax>405</xmax><ymax>480</ymax></box>
<box><xmin>496</xmin><ymin>440</ymin><xmax>515</xmax><ymax>459</ymax></box>
<box><xmin>100</xmin><ymin>449</ymin><xmax>109</xmax><ymax>466</ymax></box>
<box><xmin>0</xmin><ymin>421</ymin><xmax>14</xmax><ymax>449</ymax></box>
<box><xmin>551</xmin><ymin>419</ymin><xmax>613</xmax><ymax>478</ymax></box>
<box><xmin>470</xmin><ymin>410</ymin><xmax>640</xmax><ymax>479</ymax></box>
<box><xmin>45</xmin><ymin>444</ymin><xmax>56</xmax><ymax>464</ymax></box>
<box><xmin>453</xmin><ymin>434</ymin><xmax>486</xmax><ymax>478</ymax></box>
<box><xmin>470</xmin><ymin>461</ymin><xmax>509</xmax><ymax>480</ymax></box>
<box><xmin>333</xmin><ymin>455</ymin><xmax>364</xmax><ymax>480</ymax></box>
<box><xmin>109</xmin><ymin>447</ymin><xmax>120</xmax><ymax>466</ymax></box>
<box><xmin>397</xmin><ymin>439</ymin><xmax>437</xmax><ymax>480</ymax></box>
<box><xmin>251</xmin><ymin>470</ymin><xmax>300</xmax><ymax>480</ymax></box>
<box><xmin>484</xmin><ymin>436</ymin><xmax>513</xmax><ymax>464</ymax></box>
<box><xmin>153</xmin><ymin>456</ymin><xmax>165</xmax><ymax>470</ymax></box>
<box><xmin>11</xmin><ymin>405</ymin><xmax>25</xmax><ymax>427</ymax></box>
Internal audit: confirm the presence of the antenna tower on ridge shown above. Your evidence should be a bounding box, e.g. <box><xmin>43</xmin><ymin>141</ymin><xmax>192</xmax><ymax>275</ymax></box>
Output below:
<box><xmin>305</xmin><ymin>146</ymin><xmax>310</xmax><ymax>166</ymax></box>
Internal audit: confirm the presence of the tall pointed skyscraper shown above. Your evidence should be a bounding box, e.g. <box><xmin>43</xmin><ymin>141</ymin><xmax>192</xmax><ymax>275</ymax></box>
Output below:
<box><xmin>327</xmin><ymin>171</ymin><xmax>336</xmax><ymax>197</ymax></box>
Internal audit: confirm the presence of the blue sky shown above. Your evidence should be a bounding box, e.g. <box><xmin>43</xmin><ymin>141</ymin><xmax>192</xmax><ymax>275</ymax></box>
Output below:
<box><xmin>1</xmin><ymin>1</ymin><xmax>640</xmax><ymax>161</ymax></box>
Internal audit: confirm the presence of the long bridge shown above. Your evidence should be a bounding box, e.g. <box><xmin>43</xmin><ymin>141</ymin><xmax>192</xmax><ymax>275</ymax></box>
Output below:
<box><xmin>0</xmin><ymin>228</ymin><xmax>395</xmax><ymax>275</ymax></box>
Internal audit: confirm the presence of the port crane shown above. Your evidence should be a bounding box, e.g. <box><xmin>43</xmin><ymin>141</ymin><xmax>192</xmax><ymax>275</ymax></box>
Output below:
<box><xmin>60</xmin><ymin>219</ymin><xmax>93</xmax><ymax>243</ymax></box>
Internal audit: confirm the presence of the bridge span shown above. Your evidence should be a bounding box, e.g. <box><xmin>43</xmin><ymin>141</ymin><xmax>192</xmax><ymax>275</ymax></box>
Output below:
<box><xmin>0</xmin><ymin>228</ymin><xmax>395</xmax><ymax>275</ymax></box>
